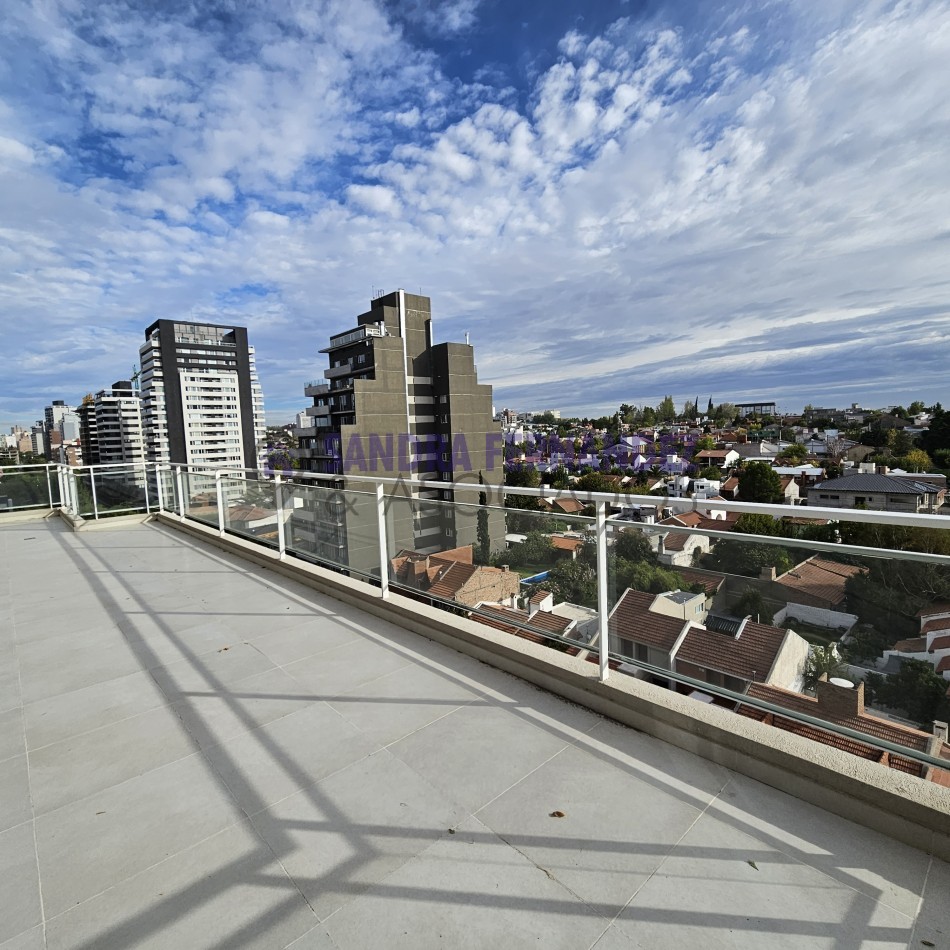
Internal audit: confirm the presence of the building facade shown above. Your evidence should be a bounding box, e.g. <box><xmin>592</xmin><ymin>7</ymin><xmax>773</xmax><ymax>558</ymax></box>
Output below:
<box><xmin>139</xmin><ymin>321</ymin><xmax>266</xmax><ymax>482</ymax></box>
<box><xmin>294</xmin><ymin>289</ymin><xmax>505</xmax><ymax>574</ymax></box>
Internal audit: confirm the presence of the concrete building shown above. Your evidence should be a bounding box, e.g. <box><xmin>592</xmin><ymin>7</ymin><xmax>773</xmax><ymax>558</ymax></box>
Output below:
<box><xmin>139</xmin><ymin>320</ymin><xmax>266</xmax><ymax>486</ymax></box>
<box><xmin>42</xmin><ymin>400</ymin><xmax>80</xmax><ymax>460</ymax></box>
<box><xmin>294</xmin><ymin>289</ymin><xmax>505</xmax><ymax>573</ymax></box>
<box><xmin>94</xmin><ymin>380</ymin><xmax>146</xmax><ymax>471</ymax></box>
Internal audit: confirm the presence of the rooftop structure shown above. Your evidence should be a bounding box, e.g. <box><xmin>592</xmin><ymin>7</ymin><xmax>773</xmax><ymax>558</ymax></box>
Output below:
<box><xmin>2</xmin><ymin>513</ymin><xmax>948</xmax><ymax>948</ymax></box>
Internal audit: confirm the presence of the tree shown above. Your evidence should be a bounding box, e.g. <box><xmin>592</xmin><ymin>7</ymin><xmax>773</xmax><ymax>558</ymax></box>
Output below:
<box><xmin>657</xmin><ymin>395</ymin><xmax>676</xmax><ymax>423</ymax></box>
<box><xmin>776</xmin><ymin>443</ymin><xmax>808</xmax><ymax>463</ymax></box>
<box><xmin>707</xmin><ymin>396</ymin><xmax>714</xmax><ymax>416</ymax></box>
<box><xmin>921</xmin><ymin>405</ymin><xmax>950</xmax><ymax>455</ymax></box>
<box><xmin>873</xmin><ymin>659</ymin><xmax>950</xmax><ymax>728</ymax></box>
<box><xmin>735</xmin><ymin>586</ymin><xmax>768</xmax><ymax>622</ymax></box>
<box><xmin>802</xmin><ymin>646</ymin><xmax>845</xmax><ymax>692</ymax></box>
<box><xmin>908</xmin><ymin>400</ymin><xmax>926</xmax><ymax>415</ymax></box>
<box><xmin>614</xmin><ymin>528</ymin><xmax>657</xmax><ymax>563</ymax></box>
<box><xmin>901</xmin><ymin>448</ymin><xmax>933</xmax><ymax>472</ymax></box>
<box><xmin>545</xmin><ymin>559</ymin><xmax>597</xmax><ymax>608</ymax></box>
<box><xmin>533</xmin><ymin>411</ymin><xmax>557</xmax><ymax>425</ymax></box>
<box><xmin>695</xmin><ymin>436</ymin><xmax>716</xmax><ymax>452</ymax></box>
<box><xmin>737</xmin><ymin>462</ymin><xmax>784</xmax><ymax>503</ymax></box>
<box><xmin>476</xmin><ymin>473</ymin><xmax>490</xmax><ymax>565</ymax></box>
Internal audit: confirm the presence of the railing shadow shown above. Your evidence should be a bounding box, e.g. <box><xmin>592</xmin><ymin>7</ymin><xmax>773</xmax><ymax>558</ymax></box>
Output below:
<box><xmin>27</xmin><ymin>518</ymin><xmax>916</xmax><ymax>949</ymax></box>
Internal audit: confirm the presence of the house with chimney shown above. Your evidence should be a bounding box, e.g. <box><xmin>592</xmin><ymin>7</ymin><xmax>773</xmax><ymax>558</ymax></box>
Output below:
<box><xmin>738</xmin><ymin>677</ymin><xmax>950</xmax><ymax>786</ymax></box>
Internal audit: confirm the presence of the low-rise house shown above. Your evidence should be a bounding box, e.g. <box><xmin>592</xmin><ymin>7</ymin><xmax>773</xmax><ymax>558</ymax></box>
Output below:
<box><xmin>390</xmin><ymin>546</ymin><xmax>520</xmax><ymax>608</ymax></box>
<box><xmin>608</xmin><ymin>588</ymin><xmax>809</xmax><ymax>693</ymax></box>
<box><xmin>694</xmin><ymin>448</ymin><xmax>741</xmax><ymax>470</ymax></box>
<box><xmin>738</xmin><ymin>678</ymin><xmax>950</xmax><ymax>786</ymax></box>
<box><xmin>810</xmin><ymin>473</ymin><xmax>944</xmax><ymax>513</ymax></box>
<box><xmin>883</xmin><ymin>603</ymin><xmax>950</xmax><ymax>683</ymax></box>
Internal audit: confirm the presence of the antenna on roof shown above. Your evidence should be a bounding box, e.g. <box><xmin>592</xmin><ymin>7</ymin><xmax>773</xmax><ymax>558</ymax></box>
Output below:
<box><xmin>465</xmin><ymin>331</ymin><xmax>470</xmax><ymax>345</ymax></box>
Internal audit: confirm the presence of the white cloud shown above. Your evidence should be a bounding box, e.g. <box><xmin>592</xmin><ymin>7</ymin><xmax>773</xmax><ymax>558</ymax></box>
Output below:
<box><xmin>0</xmin><ymin>0</ymin><xmax>949</xmax><ymax>425</ymax></box>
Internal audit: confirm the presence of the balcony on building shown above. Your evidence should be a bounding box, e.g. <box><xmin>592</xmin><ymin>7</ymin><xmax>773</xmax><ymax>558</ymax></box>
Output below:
<box><xmin>319</xmin><ymin>322</ymin><xmax>386</xmax><ymax>353</ymax></box>
<box><xmin>0</xmin><ymin>461</ymin><xmax>948</xmax><ymax>949</ymax></box>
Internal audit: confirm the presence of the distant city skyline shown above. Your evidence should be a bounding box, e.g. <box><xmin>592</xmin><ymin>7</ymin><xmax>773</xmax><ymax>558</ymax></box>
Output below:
<box><xmin>2</xmin><ymin>0</ymin><xmax>949</xmax><ymax>426</ymax></box>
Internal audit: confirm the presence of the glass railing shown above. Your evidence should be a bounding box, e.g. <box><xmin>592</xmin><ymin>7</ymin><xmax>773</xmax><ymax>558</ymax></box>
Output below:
<box><xmin>5</xmin><ymin>460</ymin><xmax>949</xmax><ymax>788</ymax></box>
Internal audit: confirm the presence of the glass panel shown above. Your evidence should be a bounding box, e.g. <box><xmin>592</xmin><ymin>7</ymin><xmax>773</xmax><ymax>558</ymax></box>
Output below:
<box><xmin>383</xmin><ymin>491</ymin><xmax>594</xmax><ymax>654</ymax></box>
<box><xmin>601</xmin><ymin>497</ymin><xmax>950</xmax><ymax>781</ymax></box>
<box><xmin>182</xmin><ymin>470</ymin><xmax>219</xmax><ymax>528</ymax></box>
<box><xmin>220</xmin><ymin>475</ymin><xmax>279</xmax><ymax>550</ymax></box>
<box><xmin>73</xmin><ymin>469</ymin><xmax>95</xmax><ymax>518</ymax></box>
<box><xmin>91</xmin><ymin>466</ymin><xmax>148</xmax><ymax>517</ymax></box>
<box><xmin>0</xmin><ymin>466</ymin><xmax>54</xmax><ymax>511</ymax></box>
<box><xmin>284</xmin><ymin>479</ymin><xmax>378</xmax><ymax>581</ymax></box>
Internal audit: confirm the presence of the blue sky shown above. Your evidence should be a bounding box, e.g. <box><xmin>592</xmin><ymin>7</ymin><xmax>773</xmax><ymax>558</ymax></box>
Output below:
<box><xmin>1</xmin><ymin>0</ymin><xmax>949</xmax><ymax>428</ymax></box>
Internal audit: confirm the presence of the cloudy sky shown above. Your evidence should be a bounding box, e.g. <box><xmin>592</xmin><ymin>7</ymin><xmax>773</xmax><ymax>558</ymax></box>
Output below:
<box><xmin>1</xmin><ymin>0</ymin><xmax>949</xmax><ymax>427</ymax></box>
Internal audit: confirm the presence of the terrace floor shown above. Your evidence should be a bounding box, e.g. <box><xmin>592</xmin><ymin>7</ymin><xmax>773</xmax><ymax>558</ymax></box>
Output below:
<box><xmin>1</xmin><ymin>516</ymin><xmax>948</xmax><ymax>950</ymax></box>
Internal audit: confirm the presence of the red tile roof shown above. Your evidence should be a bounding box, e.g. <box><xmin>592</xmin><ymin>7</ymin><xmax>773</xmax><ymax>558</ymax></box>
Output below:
<box><xmin>551</xmin><ymin>536</ymin><xmax>584</xmax><ymax>553</ymax></box>
<box><xmin>892</xmin><ymin>637</ymin><xmax>928</xmax><ymax>653</ymax></box>
<box><xmin>774</xmin><ymin>557</ymin><xmax>865</xmax><ymax>608</ymax></box>
<box><xmin>739</xmin><ymin>683</ymin><xmax>950</xmax><ymax>783</ymax></box>
<box><xmin>917</xmin><ymin>602</ymin><xmax>950</xmax><ymax>618</ymax></box>
<box><xmin>929</xmin><ymin>635</ymin><xmax>950</xmax><ymax>653</ymax></box>
<box><xmin>475</xmin><ymin>604</ymin><xmax>572</xmax><ymax>639</ymax></box>
<box><xmin>921</xmin><ymin>618</ymin><xmax>950</xmax><ymax>636</ymax></box>
<box><xmin>428</xmin><ymin>562</ymin><xmax>480</xmax><ymax>599</ymax></box>
<box><xmin>609</xmin><ymin>589</ymin><xmax>686</xmax><ymax>652</ymax></box>
<box><xmin>676</xmin><ymin>620</ymin><xmax>790</xmax><ymax>682</ymax></box>
<box><xmin>672</xmin><ymin>568</ymin><xmax>724</xmax><ymax>596</ymax></box>
<box><xmin>936</xmin><ymin>656</ymin><xmax>950</xmax><ymax>674</ymax></box>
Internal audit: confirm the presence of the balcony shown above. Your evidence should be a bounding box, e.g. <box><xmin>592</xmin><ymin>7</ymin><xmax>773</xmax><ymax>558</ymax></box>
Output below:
<box><xmin>304</xmin><ymin>381</ymin><xmax>330</xmax><ymax>397</ymax></box>
<box><xmin>319</xmin><ymin>323</ymin><xmax>385</xmax><ymax>353</ymax></box>
<box><xmin>0</xmin><ymin>463</ymin><xmax>948</xmax><ymax>947</ymax></box>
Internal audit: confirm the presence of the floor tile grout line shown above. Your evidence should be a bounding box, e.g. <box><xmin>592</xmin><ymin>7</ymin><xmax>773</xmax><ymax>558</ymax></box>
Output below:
<box><xmin>713</xmin><ymin>777</ymin><xmax>924</xmax><ymax>920</ymax></box>
<box><xmin>9</xmin><ymin>592</ymin><xmax>48</xmax><ymax>949</ymax></box>
<box><xmin>37</xmin><ymin>815</ymin><xmax>266</xmax><ymax>931</ymax></box>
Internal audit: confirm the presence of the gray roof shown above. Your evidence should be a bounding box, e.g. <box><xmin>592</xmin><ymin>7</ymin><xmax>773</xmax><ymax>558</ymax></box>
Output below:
<box><xmin>815</xmin><ymin>473</ymin><xmax>939</xmax><ymax>494</ymax></box>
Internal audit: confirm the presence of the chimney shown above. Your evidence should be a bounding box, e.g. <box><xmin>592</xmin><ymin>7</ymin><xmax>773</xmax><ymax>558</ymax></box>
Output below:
<box><xmin>815</xmin><ymin>676</ymin><xmax>864</xmax><ymax>719</ymax></box>
<box><xmin>501</xmin><ymin>565</ymin><xmax>509</xmax><ymax>573</ymax></box>
<box><xmin>934</xmin><ymin>721</ymin><xmax>949</xmax><ymax>744</ymax></box>
<box><xmin>759</xmin><ymin>566</ymin><xmax>776</xmax><ymax>581</ymax></box>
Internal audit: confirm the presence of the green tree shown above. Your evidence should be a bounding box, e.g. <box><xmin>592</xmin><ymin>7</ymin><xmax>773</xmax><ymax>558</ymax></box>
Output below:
<box><xmin>614</xmin><ymin>527</ymin><xmax>657</xmax><ymax>563</ymax></box>
<box><xmin>908</xmin><ymin>400</ymin><xmax>926</xmax><ymax>415</ymax></box>
<box><xmin>734</xmin><ymin>586</ymin><xmax>768</xmax><ymax>622</ymax></box>
<box><xmin>545</xmin><ymin>559</ymin><xmax>597</xmax><ymax>607</ymax></box>
<box><xmin>802</xmin><ymin>645</ymin><xmax>845</xmax><ymax>692</ymax></box>
<box><xmin>695</xmin><ymin>436</ymin><xmax>716</xmax><ymax>451</ymax></box>
<box><xmin>657</xmin><ymin>395</ymin><xmax>676</xmax><ymax>423</ymax></box>
<box><xmin>476</xmin><ymin>472</ymin><xmax>490</xmax><ymax>565</ymax></box>
<box><xmin>776</xmin><ymin>442</ymin><xmax>808</xmax><ymax>463</ymax></box>
<box><xmin>901</xmin><ymin>448</ymin><xmax>932</xmax><ymax>472</ymax></box>
<box><xmin>874</xmin><ymin>659</ymin><xmax>950</xmax><ymax>728</ymax></box>
<box><xmin>737</xmin><ymin>462</ymin><xmax>784</xmax><ymax>503</ymax></box>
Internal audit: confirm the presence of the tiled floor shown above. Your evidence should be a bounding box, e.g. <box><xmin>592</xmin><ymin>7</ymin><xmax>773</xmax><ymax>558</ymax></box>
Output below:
<box><xmin>0</xmin><ymin>517</ymin><xmax>947</xmax><ymax>949</ymax></box>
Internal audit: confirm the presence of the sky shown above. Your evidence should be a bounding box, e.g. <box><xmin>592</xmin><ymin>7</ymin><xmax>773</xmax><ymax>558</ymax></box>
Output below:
<box><xmin>1</xmin><ymin>0</ymin><xmax>949</xmax><ymax>429</ymax></box>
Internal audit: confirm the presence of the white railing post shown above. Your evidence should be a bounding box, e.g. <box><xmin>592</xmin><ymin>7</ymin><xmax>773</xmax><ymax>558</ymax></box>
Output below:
<box><xmin>215</xmin><ymin>471</ymin><xmax>226</xmax><ymax>537</ymax></box>
<box><xmin>69</xmin><ymin>468</ymin><xmax>79</xmax><ymax>515</ymax></box>
<box><xmin>175</xmin><ymin>466</ymin><xmax>185</xmax><ymax>519</ymax></box>
<box><xmin>89</xmin><ymin>467</ymin><xmax>99</xmax><ymax>520</ymax></box>
<box><xmin>45</xmin><ymin>466</ymin><xmax>54</xmax><ymax>509</ymax></box>
<box><xmin>376</xmin><ymin>483</ymin><xmax>389</xmax><ymax>599</ymax></box>
<box><xmin>596</xmin><ymin>500</ymin><xmax>610</xmax><ymax>683</ymax></box>
<box><xmin>142</xmin><ymin>462</ymin><xmax>151</xmax><ymax>514</ymax></box>
<box><xmin>275</xmin><ymin>473</ymin><xmax>286</xmax><ymax>558</ymax></box>
<box><xmin>155</xmin><ymin>464</ymin><xmax>165</xmax><ymax>512</ymax></box>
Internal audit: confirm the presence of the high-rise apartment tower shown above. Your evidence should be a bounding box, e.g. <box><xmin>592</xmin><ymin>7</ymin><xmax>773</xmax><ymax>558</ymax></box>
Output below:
<box><xmin>139</xmin><ymin>320</ymin><xmax>266</xmax><ymax>473</ymax></box>
<box><xmin>295</xmin><ymin>290</ymin><xmax>504</xmax><ymax>573</ymax></box>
